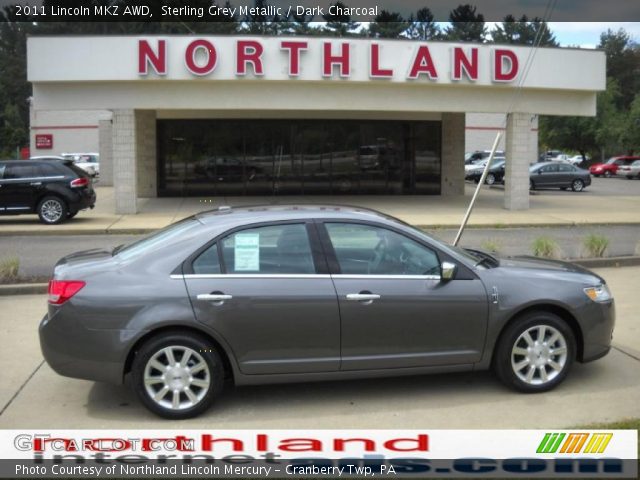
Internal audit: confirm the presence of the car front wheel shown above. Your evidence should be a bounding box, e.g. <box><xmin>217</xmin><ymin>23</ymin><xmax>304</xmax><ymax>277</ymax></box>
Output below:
<box><xmin>494</xmin><ymin>312</ymin><xmax>575</xmax><ymax>393</ymax></box>
<box><xmin>132</xmin><ymin>332</ymin><xmax>225</xmax><ymax>419</ymax></box>
<box><xmin>604</xmin><ymin>171</ymin><xmax>611</xmax><ymax>178</ymax></box>
<box><xmin>37</xmin><ymin>196</ymin><xmax>68</xmax><ymax>224</ymax></box>
<box><xmin>571</xmin><ymin>179</ymin><xmax>585</xmax><ymax>192</ymax></box>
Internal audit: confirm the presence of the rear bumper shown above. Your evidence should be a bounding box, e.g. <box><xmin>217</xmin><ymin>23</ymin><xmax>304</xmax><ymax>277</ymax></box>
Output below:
<box><xmin>39</xmin><ymin>312</ymin><xmax>130</xmax><ymax>384</ymax></box>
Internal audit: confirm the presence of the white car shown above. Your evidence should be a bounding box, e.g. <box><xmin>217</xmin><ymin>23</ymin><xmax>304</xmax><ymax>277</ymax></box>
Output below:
<box><xmin>567</xmin><ymin>155</ymin><xmax>589</xmax><ymax>165</ymax></box>
<box><xmin>616</xmin><ymin>159</ymin><xmax>640</xmax><ymax>179</ymax></box>
<box><xmin>61</xmin><ymin>153</ymin><xmax>99</xmax><ymax>177</ymax></box>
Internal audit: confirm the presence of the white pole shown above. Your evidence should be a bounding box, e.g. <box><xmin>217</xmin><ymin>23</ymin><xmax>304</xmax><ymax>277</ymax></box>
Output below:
<box><xmin>453</xmin><ymin>132</ymin><xmax>503</xmax><ymax>246</ymax></box>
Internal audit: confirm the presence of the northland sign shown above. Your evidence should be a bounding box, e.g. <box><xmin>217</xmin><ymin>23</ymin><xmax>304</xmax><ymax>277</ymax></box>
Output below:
<box><xmin>27</xmin><ymin>36</ymin><xmax>605</xmax><ymax>93</ymax></box>
<box><xmin>138</xmin><ymin>38</ymin><xmax>520</xmax><ymax>83</ymax></box>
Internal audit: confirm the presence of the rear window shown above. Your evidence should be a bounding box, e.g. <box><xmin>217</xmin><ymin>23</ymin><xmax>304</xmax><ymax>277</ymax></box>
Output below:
<box><xmin>116</xmin><ymin>218</ymin><xmax>201</xmax><ymax>261</ymax></box>
<box><xmin>62</xmin><ymin>161</ymin><xmax>90</xmax><ymax>178</ymax></box>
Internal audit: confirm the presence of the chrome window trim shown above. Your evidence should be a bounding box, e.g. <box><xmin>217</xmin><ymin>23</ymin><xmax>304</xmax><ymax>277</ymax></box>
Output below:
<box><xmin>172</xmin><ymin>273</ymin><xmax>440</xmax><ymax>280</ymax></box>
<box><xmin>172</xmin><ymin>274</ymin><xmax>331</xmax><ymax>279</ymax></box>
<box><xmin>0</xmin><ymin>175</ymin><xmax>65</xmax><ymax>183</ymax></box>
<box><xmin>333</xmin><ymin>274</ymin><xmax>441</xmax><ymax>280</ymax></box>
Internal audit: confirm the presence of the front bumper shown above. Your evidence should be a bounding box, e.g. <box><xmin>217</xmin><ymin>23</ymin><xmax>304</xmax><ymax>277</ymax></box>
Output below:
<box><xmin>580</xmin><ymin>299</ymin><xmax>615</xmax><ymax>363</ymax></box>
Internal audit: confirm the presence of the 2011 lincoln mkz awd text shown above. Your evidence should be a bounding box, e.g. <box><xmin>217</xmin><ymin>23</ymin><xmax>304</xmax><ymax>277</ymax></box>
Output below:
<box><xmin>39</xmin><ymin>205</ymin><xmax>615</xmax><ymax>419</ymax></box>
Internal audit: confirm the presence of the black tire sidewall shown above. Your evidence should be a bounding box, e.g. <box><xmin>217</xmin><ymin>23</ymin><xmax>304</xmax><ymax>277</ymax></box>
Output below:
<box><xmin>494</xmin><ymin>312</ymin><xmax>575</xmax><ymax>393</ymax></box>
<box><xmin>37</xmin><ymin>196</ymin><xmax>68</xmax><ymax>224</ymax></box>
<box><xmin>132</xmin><ymin>333</ymin><xmax>224</xmax><ymax>419</ymax></box>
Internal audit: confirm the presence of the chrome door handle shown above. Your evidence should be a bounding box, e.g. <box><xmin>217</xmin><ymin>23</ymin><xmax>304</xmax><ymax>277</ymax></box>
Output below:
<box><xmin>346</xmin><ymin>293</ymin><xmax>381</xmax><ymax>301</ymax></box>
<box><xmin>197</xmin><ymin>294</ymin><xmax>232</xmax><ymax>302</ymax></box>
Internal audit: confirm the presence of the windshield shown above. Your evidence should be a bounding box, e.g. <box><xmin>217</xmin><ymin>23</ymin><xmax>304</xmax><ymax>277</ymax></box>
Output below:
<box><xmin>605</xmin><ymin>158</ymin><xmax>618</xmax><ymax>164</ymax></box>
<box><xmin>115</xmin><ymin>217</ymin><xmax>200</xmax><ymax>260</ymax></box>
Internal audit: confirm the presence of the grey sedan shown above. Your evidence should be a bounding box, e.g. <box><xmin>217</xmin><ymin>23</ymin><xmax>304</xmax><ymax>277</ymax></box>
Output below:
<box><xmin>530</xmin><ymin>162</ymin><xmax>591</xmax><ymax>192</ymax></box>
<box><xmin>40</xmin><ymin>205</ymin><xmax>615</xmax><ymax>418</ymax></box>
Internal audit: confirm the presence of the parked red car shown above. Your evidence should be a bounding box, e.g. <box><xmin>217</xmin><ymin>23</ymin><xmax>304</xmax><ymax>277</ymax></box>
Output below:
<box><xmin>589</xmin><ymin>156</ymin><xmax>640</xmax><ymax>177</ymax></box>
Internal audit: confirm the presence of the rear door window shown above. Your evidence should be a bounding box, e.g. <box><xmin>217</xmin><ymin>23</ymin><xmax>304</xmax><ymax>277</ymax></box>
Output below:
<box><xmin>221</xmin><ymin>223</ymin><xmax>315</xmax><ymax>274</ymax></box>
<box><xmin>558</xmin><ymin>164</ymin><xmax>574</xmax><ymax>172</ymax></box>
<box><xmin>4</xmin><ymin>163</ymin><xmax>37</xmax><ymax>179</ymax></box>
<box><xmin>192</xmin><ymin>243</ymin><xmax>221</xmax><ymax>274</ymax></box>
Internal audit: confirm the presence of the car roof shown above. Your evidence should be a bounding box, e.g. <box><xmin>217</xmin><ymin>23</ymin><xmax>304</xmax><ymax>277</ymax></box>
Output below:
<box><xmin>196</xmin><ymin>204</ymin><xmax>408</xmax><ymax>227</ymax></box>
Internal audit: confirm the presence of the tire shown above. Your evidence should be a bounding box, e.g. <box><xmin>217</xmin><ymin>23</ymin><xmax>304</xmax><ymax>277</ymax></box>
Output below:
<box><xmin>37</xmin><ymin>196</ymin><xmax>68</xmax><ymax>225</ymax></box>
<box><xmin>132</xmin><ymin>332</ymin><xmax>225</xmax><ymax>419</ymax></box>
<box><xmin>493</xmin><ymin>312</ymin><xmax>575</xmax><ymax>393</ymax></box>
<box><xmin>485</xmin><ymin>173</ymin><xmax>496</xmax><ymax>186</ymax></box>
<box><xmin>626</xmin><ymin>176</ymin><xmax>633</xmax><ymax>180</ymax></box>
<box><xmin>571</xmin><ymin>179</ymin><xmax>585</xmax><ymax>192</ymax></box>
<box><xmin>604</xmin><ymin>171</ymin><xmax>611</xmax><ymax>178</ymax></box>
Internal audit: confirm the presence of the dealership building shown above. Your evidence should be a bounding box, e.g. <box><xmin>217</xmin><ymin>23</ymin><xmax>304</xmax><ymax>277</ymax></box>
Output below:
<box><xmin>27</xmin><ymin>36</ymin><xmax>605</xmax><ymax>213</ymax></box>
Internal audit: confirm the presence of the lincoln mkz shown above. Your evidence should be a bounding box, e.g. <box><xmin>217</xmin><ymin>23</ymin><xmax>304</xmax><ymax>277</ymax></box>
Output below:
<box><xmin>39</xmin><ymin>205</ymin><xmax>615</xmax><ymax>418</ymax></box>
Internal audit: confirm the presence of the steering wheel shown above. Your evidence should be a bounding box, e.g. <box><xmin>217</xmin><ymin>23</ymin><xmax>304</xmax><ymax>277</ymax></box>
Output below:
<box><xmin>368</xmin><ymin>237</ymin><xmax>387</xmax><ymax>274</ymax></box>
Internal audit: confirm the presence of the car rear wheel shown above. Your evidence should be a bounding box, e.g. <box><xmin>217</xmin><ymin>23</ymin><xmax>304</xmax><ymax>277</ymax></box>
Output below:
<box><xmin>132</xmin><ymin>332</ymin><xmax>225</xmax><ymax>419</ymax></box>
<box><xmin>485</xmin><ymin>173</ymin><xmax>496</xmax><ymax>186</ymax></box>
<box><xmin>494</xmin><ymin>312</ymin><xmax>575</xmax><ymax>393</ymax></box>
<box><xmin>571</xmin><ymin>179</ymin><xmax>585</xmax><ymax>192</ymax></box>
<box><xmin>37</xmin><ymin>196</ymin><xmax>68</xmax><ymax>225</ymax></box>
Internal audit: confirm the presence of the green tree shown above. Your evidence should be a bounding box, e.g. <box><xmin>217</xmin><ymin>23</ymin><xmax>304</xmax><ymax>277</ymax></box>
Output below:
<box><xmin>367</xmin><ymin>11</ymin><xmax>409</xmax><ymax>39</ymax></box>
<box><xmin>405</xmin><ymin>7</ymin><xmax>439</xmax><ymax>41</ymax></box>
<box><xmin>0</xmin><ymin>103</ymin><xmax>26</xmax><ymax>156</ymax></box>
<box><xmin>598</xmin><ymin>29</ymin><xmax>640</xmax><ymax>110</ymax></box>
<box><xmin>491</xmin><ymin>15</ymin><xmax>557</xmax><ymax>46</ymax></box>
<box><xmin>322</xmin><ymin>2</ymin><xmax>360</xmax><ymax>37</ymax></box>
<box><xmin>444</xmin><ymin>4</ymin><xmax>486</xmax><ymax>42</ymax></box>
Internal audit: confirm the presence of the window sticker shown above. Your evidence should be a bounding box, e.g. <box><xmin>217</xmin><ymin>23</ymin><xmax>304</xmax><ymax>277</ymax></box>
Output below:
<box><xmin>234</xmin><ymin>233</ymin><xmax>260</xmax><ymax>271</ymax></box>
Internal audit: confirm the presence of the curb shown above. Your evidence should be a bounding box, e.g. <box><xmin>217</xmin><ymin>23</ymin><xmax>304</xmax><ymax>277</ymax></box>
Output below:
<box><xmin>2</xmin><ymin>256</ymin><xmax>640</xmax><ymax>296</ymax></box>
<box><xmin>0</xmin><ymin>283</ymin><xmax>48</xmax><ymax>296</ymax></box>
<box><xmin>2</xmin><ymin>223</ymin><xmax>640</xmax><ymax>236</ymax></box>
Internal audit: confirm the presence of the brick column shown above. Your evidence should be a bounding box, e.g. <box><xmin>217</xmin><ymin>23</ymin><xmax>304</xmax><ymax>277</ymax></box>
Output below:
<box><xmin>135</xmin><ymin>111</ymin><xmax>157</xmax><ymax>198</ymax></box>
<box><xmin>98</xmin><ymin>119</ymin><xmax>113</xmax><ymax>186</ymax></box>
<box><xmin>112</xmin><ymin>110</ymin><xmax>137</xmax><ymax>214</ymax></box>
<box><xmin>441</xmin><ymin>113</ymin><xmax>465</xmax><ymax>196</ymax></box>
<box><xmin>504</xmin><ymin>112</ymin><xmax>535</xmax><ymax>210</ymax></box>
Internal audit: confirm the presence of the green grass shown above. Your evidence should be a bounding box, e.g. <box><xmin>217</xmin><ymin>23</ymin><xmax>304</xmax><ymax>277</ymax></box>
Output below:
<box><xmin>0</xmin><ymin>257</ymin><xmax>19</xmax><ymax>283</ymax></box>
<box><xmin>531</xmin><ymin>236</ymin><xmax>559</xmax><ymax>258</ymax></box>
<box><xmin>481</xmin><ymin>238</ymin><xmax>502</xmax><ymax>253</ymax></box>
<box><xmin>583</xmin><ymin>233</ymin><xmax>609</xmax><ymax>258</ymax></box>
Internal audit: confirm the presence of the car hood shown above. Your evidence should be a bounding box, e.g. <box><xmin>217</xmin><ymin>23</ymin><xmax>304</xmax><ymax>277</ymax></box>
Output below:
<box><xmin>496</xmin><ymin>255</ymin><xmax>605</xmax><ymax>284</ymax></box>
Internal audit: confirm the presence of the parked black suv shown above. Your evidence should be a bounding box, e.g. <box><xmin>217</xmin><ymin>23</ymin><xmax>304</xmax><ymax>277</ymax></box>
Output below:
<box><xmin>0</xmin><ymin>160</ymin><xmax>96</xmax><ymax>224</ymax></box>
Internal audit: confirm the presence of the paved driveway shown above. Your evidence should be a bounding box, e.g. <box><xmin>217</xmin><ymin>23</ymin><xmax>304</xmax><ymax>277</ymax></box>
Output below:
<box><xmin>1</xmin><ymin>267</ymin><xmax>638</xmax><ymax>429</ymax></box>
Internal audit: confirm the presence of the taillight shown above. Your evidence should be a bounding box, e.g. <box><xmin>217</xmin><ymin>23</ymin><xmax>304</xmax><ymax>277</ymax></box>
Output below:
<box><xmin>70</xmin><ymin>177</ymin><xmax>89</xmax><ymax>188</ymax></box>
<box><xmin>48</xmin><ymin>280</ymin><xmax>85</xmax><ymax>305</ymax></box>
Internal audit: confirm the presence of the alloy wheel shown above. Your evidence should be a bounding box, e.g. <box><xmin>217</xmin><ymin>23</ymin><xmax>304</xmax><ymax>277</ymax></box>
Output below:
<box><xmin>41</xmin><ymin>199</ymin><xmax>63</xmax><ymax>223</ymax></box>
<box><xmin>143</xmin><ymin>346</ymin><xmax>211</xmax><ymax>410</ymax></box>
<box><xmin>510</xmin><ymin>325</ymin><xmax>568</xmax><ymax>386</ymax></box>
<box><xmin>572</xmin><ymin>179</ymin><xmax>584</xmax><ymax>192</ymax></box>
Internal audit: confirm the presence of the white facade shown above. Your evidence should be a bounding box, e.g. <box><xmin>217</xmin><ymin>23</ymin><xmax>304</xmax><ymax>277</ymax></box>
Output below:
<box><xmin>27</xmin><ymin>36</ymin><xmax>606</xmax><ymax>213</ymax></box>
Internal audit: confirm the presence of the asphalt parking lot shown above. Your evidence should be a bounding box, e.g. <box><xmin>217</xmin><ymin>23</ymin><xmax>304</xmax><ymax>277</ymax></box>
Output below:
<box><xmin>0</xmin><ymin>266</ymin><xmax>638</xmax><ymax>429</ymax></box>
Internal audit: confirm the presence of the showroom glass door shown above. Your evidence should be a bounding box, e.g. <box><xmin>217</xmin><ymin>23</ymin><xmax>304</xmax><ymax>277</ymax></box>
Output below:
<box><xmin>157</xmin><ymin>119</ymin><xmax>442</xmax><ymax>196</ymax></box>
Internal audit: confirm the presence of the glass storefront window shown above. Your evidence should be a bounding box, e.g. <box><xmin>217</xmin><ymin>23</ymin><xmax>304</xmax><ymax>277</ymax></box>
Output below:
<box><xmin>157</xmin><ymin>119</ymin><xmax>441</xmax><ymax>196</ymax></box>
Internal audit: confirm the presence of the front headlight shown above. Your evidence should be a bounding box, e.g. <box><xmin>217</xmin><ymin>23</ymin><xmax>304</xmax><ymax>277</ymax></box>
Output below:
<box><xmin>583</xmin><ymin>284</ymin><xmax>612</xmax><ymax>303</ymax></box>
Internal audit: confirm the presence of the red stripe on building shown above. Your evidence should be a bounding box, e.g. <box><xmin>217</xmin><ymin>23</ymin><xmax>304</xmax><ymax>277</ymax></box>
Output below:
<box><xmin>31</xmin><ymin>125</ymin><xmax>98</xmax><ymax>130</ymax></box>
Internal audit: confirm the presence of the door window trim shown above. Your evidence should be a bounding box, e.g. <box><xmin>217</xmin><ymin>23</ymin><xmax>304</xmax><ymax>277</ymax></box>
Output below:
<box><xmin>315</xmin><ymin>219</ymin><xmax>443</xmax><ymax>277</ymax></box>
<box><xmin>180</xmin><ymin>220</ymin><xmax>329</xmax><ymax>276</ymax></box>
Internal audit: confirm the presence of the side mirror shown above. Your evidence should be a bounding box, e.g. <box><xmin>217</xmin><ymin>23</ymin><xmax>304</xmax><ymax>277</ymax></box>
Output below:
<box><xmin>441</xmin><ymin>262</ymin><xmax>457</xmax><ymax>281</ymax></box>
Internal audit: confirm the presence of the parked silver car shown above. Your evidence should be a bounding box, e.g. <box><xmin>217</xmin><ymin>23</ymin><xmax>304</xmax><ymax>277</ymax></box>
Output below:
<box><xmin>616</xmin><ymin>160</ymin><xmax>640</xmax><ymax>179</ymax></box>
<box><xmin>40</xmin><ymin>205</ymin><xmax>615</xmax><ymax>418</ymax></box>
